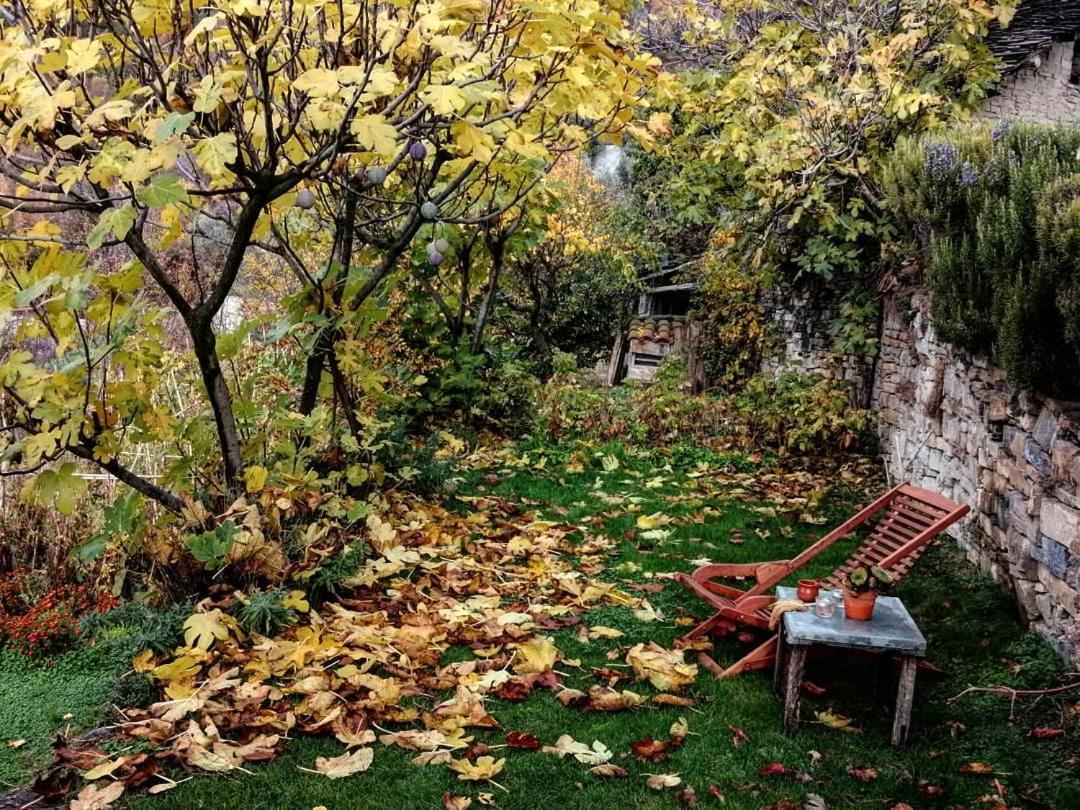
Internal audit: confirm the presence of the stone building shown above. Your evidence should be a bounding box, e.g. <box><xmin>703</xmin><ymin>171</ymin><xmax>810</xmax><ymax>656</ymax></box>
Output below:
<box><xmin>982</xmin><ymin>0</ymin><xmax>1080</xmax><ymax>123</ymax></box>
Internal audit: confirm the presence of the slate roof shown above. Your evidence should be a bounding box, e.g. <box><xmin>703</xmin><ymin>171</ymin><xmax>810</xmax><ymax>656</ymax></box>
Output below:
<box><xmin>984</xmin><ymin>0</ymin><xmax>1080</xmax><ymax>73</ymax></box>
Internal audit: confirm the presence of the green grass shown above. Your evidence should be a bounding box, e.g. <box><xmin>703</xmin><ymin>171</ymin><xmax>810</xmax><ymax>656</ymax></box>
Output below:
<box><xmin>0</xmin><ymin>635</ymin><xmax>148</xmax><ymax>788</ymax></box>
<box><xmin>8</xmin><ymin>440</ymin><xmax>1080</xmax><ymax>808</ymax></box>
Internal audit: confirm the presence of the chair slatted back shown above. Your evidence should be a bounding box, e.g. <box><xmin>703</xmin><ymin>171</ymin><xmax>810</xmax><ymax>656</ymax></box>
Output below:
<box><xmin>823</xmin><ymin>485</ymin><xmax>967</xmax><ymax>589</ymax></box>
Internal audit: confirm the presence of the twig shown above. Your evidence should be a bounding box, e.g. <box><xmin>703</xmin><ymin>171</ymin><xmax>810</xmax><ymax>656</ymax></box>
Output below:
<box><xmin>947</xmin><ymin>681</ymin><xmax>1080</xmax><ymax>720</ymax></box>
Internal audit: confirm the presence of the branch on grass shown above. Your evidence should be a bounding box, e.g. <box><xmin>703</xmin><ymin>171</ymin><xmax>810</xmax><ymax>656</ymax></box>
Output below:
<box><xmin>947</xmin><ymin>680</ymin><xmax>1080</xmax><ymax>720</ymax></box>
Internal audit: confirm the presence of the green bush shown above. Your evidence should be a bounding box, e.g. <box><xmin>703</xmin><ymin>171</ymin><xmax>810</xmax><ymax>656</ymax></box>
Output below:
<box><xmin>882</xmin><ymin>122</ymin><xmax>1080</xmax><ymax>395</ymax></box>
<box><xmin>233</xmin><ymin>588</ymin><xmax>298</xmax><ymax>636</ymax></box>
<box><xmin>535</xmin><ymin>354</ymin><xmax>867</xmax><ymax>455</ymax></box>
<box><xmin>730</xmin><ymin>372</ymin><xmax>870</xmax><ymax>453</ymax></box>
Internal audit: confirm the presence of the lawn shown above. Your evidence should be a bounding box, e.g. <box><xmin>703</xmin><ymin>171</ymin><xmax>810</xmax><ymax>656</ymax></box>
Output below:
<box><xmin>4</xmin><ymin>440</ymin><xmax>1078</xmax><ymax>809</ymax></box>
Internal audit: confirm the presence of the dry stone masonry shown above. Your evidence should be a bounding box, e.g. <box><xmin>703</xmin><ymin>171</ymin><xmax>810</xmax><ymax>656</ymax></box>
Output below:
<box><xmin>765</xmin><ymin>286</ymin><xmax>1080</xmax><ymax>667</ymax></box>
<box><xmin>760</xmin><ymin>284</ymin><xmax>875</xmax><ymax>407</ymax></box>
<box><xmin>873</xmin><ymin>289</ymin><xmax>1080</xmax><ymax>666</ymax></box>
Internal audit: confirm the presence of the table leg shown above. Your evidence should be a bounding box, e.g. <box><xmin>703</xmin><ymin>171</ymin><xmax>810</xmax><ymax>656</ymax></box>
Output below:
<box><xmin>773</xmin><ymin>629</ymin><xmax>787</xmax><ymax>695</ymax></box>
<box><xmin>891</xmin><ymin>656</ymin><xmax>917</xmax><ymax>746</ymax></box>
<box><xmin>782</xmin><ymin>645</ymin><xmax>807</xmax><ymax>736</ymax></box>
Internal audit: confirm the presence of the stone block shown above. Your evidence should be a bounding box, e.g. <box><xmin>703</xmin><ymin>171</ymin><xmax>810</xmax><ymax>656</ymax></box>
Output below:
<box><xmin>1014</xmin><ymin>579</ymin><xmax>1041</xmax><ymax>621</ymax></box>
<box><xmin>1033</xmin><ymin>409</ymin><xmax>1059</xmax><ymax>450</ymax></box>
<box><xmin>1022</xmin><ymin>439</ymin><xmax>1052</xmax><ymax>476</ymax></box>
<box><xmin>1051</xmin><ymin>440</ymin><xmax>1080</xmax><ymax>488</ymax></box>
<box><xmin>1040</xmin><ymin>499</ymin><xmax>1080</xmax><ymax>548</ymax></box>
<box><xmin>1034</xmin><ymin>537</ymin><xmax>1070</xmax><ymax>578</ymax></box>
<box><xmin>987</xmin><ymin>396</ymin><xmax>1010</xmax><ymax>424</ymax></box>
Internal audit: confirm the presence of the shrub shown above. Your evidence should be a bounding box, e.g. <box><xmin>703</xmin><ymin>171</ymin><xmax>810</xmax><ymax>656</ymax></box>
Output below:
<box><xmin>730</xmin><ymin>373</ymin><xmax>869</xmax><ymax>454</ymax></box>
<box><xmin>0</xmin><ymin>570</ymin><xmax>117</xmax><ymax>657</ymax></box>
<box><xmin>79</xmin><ymin>601</ymin><xmax>189</xmax><ymax>655</ymax></box>
<box><xmin>535</xmin><ymin>355</ymin><xmax>866</xmax><ymax>455</ymax></box>
<box><xmin>233</xmin><ymin>588</ymin><xmax>297</xmax><ymax>636</ymax></box>
<box><xmin>882</xmin><ymin>122</ymin><xmax>1080</xmax><ymax>396</ymax></box>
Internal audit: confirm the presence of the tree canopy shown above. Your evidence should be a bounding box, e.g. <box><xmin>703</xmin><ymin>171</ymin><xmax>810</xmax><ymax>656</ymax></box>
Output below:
<box><xmin>0</xmin><ymin>0</ymin><xmax>656</xmax><ymax>515</ymax></box>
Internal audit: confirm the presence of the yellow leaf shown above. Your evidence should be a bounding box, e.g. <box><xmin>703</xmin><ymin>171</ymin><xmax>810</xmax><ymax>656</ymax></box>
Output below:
<box><xmin>814</xmin><ymin>710</ymin><xmax>863</xmax><ymax>734</ymax></box>
<box><xmin>283</xmin><ymin>590</ymin><xmax>310</xmax><ymax>613</ymax></box>
<box><xmin>512</xmin><ymin>636</ymin><xmax>558</xmax><ymax>674</ymax></box>
<box><xmin>625</xmin><ymin>643</ymin><xmax>698</xmax><ymax>691</ymax></box>
<box><xmin>448</xmin><ymin>755</ymin><xmax>505</xmax><ymax>782</ymax></box>
<box><xmin>420</xmin><ymin>84</ymin><xmax>467</xmax><ymax>116</ymax></box>
<box><xmin>192</xmin><ymin>133</ymin><xmax>238</xmax><ymax>179</ymax></box>
<box><xmin>646</xmin><ymin>772</ymin><xmax>682</xmax><ymax>790</ymax></box>
<box><xmin>635</xmin><ymin>512</ymin><xmax>671</xmax><ymax>530</ymax></box>
<box><xmin>65</xmin><ymin>39</ymin><xmax>102</xmax><ymax>76</ymax></box>
<box><xmin>84</xmin><ymin>757</ymin><xmax>126</xmax><ymax>780</ymax></box>
<box><xmin>294</xmin><ymin>68</ymin><xmax>339</xmax><ymax>97</ymax></box>
<box><xmin>351</xmin><ymin>114</ymin><xmax>399</xmax><ymax>159</ymax></box>
<box><xmin>183</xmin><ymin>609</ymin><xmax>231</xmax><ymax>650</ymax></box>
<box><xmin>450</xmin><ymin>121</ymin><xmax>494</xmax><ymax>163</ymax></box>
<box><xmin>124</xmin><ymin>645</ymin><xmax>154</xmax><ymax>684</ymax></box>
<box><xmin>244</xmin><ymin>465</ymin><xmax>268</xmax><ymax>493</ymax></box>
<box><xmin>151</xmin><ymin>655</ymin><xmax>201</xmax><ymax>683</ymax></box>
<box><xmin>70</xmin><ymin>781</ymin><xmax>124</xmax><ymax>809</ymax></box>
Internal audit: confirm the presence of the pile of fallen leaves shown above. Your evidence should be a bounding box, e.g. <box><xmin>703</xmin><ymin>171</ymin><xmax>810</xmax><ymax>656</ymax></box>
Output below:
<box><xmin>43</xmin><ymin>492</ymin><xmax>701</xmax><ymax>806</ymax></box>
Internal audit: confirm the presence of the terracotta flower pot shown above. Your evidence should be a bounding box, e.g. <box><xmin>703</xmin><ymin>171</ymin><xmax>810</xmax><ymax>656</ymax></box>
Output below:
<box><xmin>843</xmin><ymin>587</ymin><xmax>878</xmax><ymax>621</ymax></box>
<box><xmin>796</xmin><ymin>579</ymin><xmax>820</xmax><ymax>603</ymax></box>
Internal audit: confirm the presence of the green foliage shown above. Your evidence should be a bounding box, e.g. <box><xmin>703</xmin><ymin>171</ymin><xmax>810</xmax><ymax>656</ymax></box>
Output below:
<box><xmin>845</xmin><ymin>564</ymin><xmax>893</xmax><ymax>594</ymax></box>
<box><xmin>79</xmin><ymin>491</ymin><xmax>146</xmax><ymax>562</ymax></box>
<box><xmin>234</xmin><ymin>588</ymin><xmax>298</xmax><ymax>636</ymax></box>
<box><xmin>882</xmin><ymin>123</ymin><xmax>1080</xmax><ymax>395</ymax></box>
<box><xmin>185</xmin><ymin>521</ymin><xmax>240</xmax><ymax>570</ymax></box>
<box><xmin>695</xmin><ymin>258</ymin><xmax>774</xmax><ymax>388</ymax></box>
<box><xmin>305</xmin><ymin>544</ymin><xmax>365</xmax><ymax>603</ymax></box>
<box><xmin>730</xmin><ymin>373</ymin><xmax>869</xmax><ymax>454</ymax></box>
<box><xmin>79</xmin><ymin>601</ymin><xmax>189</xmax><ymax>655</ymax></box>
<box><xmin>536</xmin><ymin>355</ymin><xmax>867</xmax><ymax>456</ymax></box>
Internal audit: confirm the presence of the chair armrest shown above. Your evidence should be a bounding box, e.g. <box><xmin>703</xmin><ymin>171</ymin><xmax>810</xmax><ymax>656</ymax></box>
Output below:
<box><xmin>690</xmin><ymin>561</ymin><xmax>791</xmax><ymax>583</ymax></box>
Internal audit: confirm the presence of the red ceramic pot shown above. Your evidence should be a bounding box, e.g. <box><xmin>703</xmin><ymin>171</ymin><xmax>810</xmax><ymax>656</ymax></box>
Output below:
<box><xmin>796</xmin><ymin>579</ymin><xmax>820</xmax><ymax>603</ymax></box>
<box><xmin>843</xmin><ymin>587</ymin><xmax>878</xmax><ymax>621</ymax></box>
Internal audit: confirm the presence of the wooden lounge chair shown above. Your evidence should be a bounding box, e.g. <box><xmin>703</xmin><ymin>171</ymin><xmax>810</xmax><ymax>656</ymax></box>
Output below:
<box><xmin>677</xmin><ymin>483</ymin><xmax>969</xmax><ymax>678</ymax></box>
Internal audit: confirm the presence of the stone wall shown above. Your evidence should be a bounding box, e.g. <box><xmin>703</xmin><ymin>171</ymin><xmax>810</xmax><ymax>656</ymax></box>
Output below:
<box><xmin>873</xmin><ymin>289</ymin><xmax>1080</xmax><ymax>666</ymax></box>
<box><xmin>983</xmin><ymin>40</ymin><xmax>1080</xmax><ymax>124</ymax></box>
<box><xmin>759</xmin><ymin>284</ymin><xmax>875</xmax><ymax>407</ymax></box>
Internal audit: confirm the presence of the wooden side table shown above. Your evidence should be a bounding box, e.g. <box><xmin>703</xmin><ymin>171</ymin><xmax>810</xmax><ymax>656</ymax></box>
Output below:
<box><xmin>774</xmin><ymin>586</ymin><xmax>926</xmax><ymax>746</ymax></box>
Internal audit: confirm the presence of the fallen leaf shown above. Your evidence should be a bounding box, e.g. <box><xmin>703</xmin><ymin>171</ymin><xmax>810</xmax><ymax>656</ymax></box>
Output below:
<box><xmin>814</xmin><ymin>710</ymin><xmax>862</xmax><ymax>734</ymax></box>
<box><xmin>588</xmin><ymin>763</ymin><xmax>629</xmax><ymax>778</ymax></box>
<box><xmin>183</xmin><ymin>610</ymin><xmax>232</xmax><ymax>650</ymax></box>
<box><xmin>626</xmin><ymin>642</ymin><xmax>698</xmax><ymax>691</ymax></box>
<box><xmin>311</xmin><ymin>748</ymin><xmax>374</xmax><ymax>778</ymax></box>
<box><xmin>676</xmin><ymin>786</ymin><xmax>698</xmax><ymax>806</ymax></box>
<box><xmin>846</xmin><ymin>765</ymin><xmax>877</xmax><ymax>782</ymax></box>
<box><xmin>448</xmin><ymin>756</ymin><xmax>505</xmax><ymax>782</ymax></box>
<box><xmin>70</xmin><ymin>781</ymin><xmax>125</xmax><ymax>810</ymax></box>
<box><xmin>730</xmin><ymin>726</ymin><xmax>749</xmax><ymax>748</ymax></box>
<box><xmin>505</xmin><ymin>732</ymin><xmax>541</xmax><ymax>750</ymax></box>
<box><xmin>512</xmin><ymin>637</ymin><xmax>558</xmax><ymax>674</ymax></box>
<box><xmin>443</xmin><ymin>795</ymin><xmax>472</xmax><ymax>810</ymax></box>
<box><xmin>918</xmin><ymin>781</ymin><xmax>945</xmax><ymax>797</ymax></box>
<box><xmin>84</xmin><ymin>757</ymin><xmax>127</xmax><ymax>781</ymax></box>
<box><xmin>646</xmin><ymin>772</ymin><xmax>682</xmax><ymax>790</ymax></box>
<box><xmin>1028</xmin><ymin>727</ymin><xmax>1065</xmax><ymax>739</ymax></box>
<box><xmin>960</xmin><ymin>762</ymin><xmax>995</xmax><ymax>775</ymax></box>
<box><xmin>5</xmin><ymin>739</ymin><xmax>26</xmax><ymax>748</ymax></box>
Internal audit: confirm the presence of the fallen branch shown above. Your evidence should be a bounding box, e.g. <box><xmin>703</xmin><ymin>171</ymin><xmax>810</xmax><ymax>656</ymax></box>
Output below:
<box><xmin>947</xmin><ymin>680</ymin><xmax>1080</xmax><ymax>720</ymax></box>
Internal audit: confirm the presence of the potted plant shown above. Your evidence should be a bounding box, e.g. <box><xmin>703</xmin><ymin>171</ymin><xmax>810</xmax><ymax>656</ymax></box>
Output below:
<box><xmin>842</xmin><ymin>565</ymin><xmax>893</xmax><ymax>621</ymax></box>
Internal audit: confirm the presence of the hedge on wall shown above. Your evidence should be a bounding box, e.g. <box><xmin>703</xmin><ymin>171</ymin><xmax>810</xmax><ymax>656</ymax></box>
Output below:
<box><xmin>882</xmin><ymin>122</ymin><xmax>1080</xmax><ymax>398</ymax></box>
